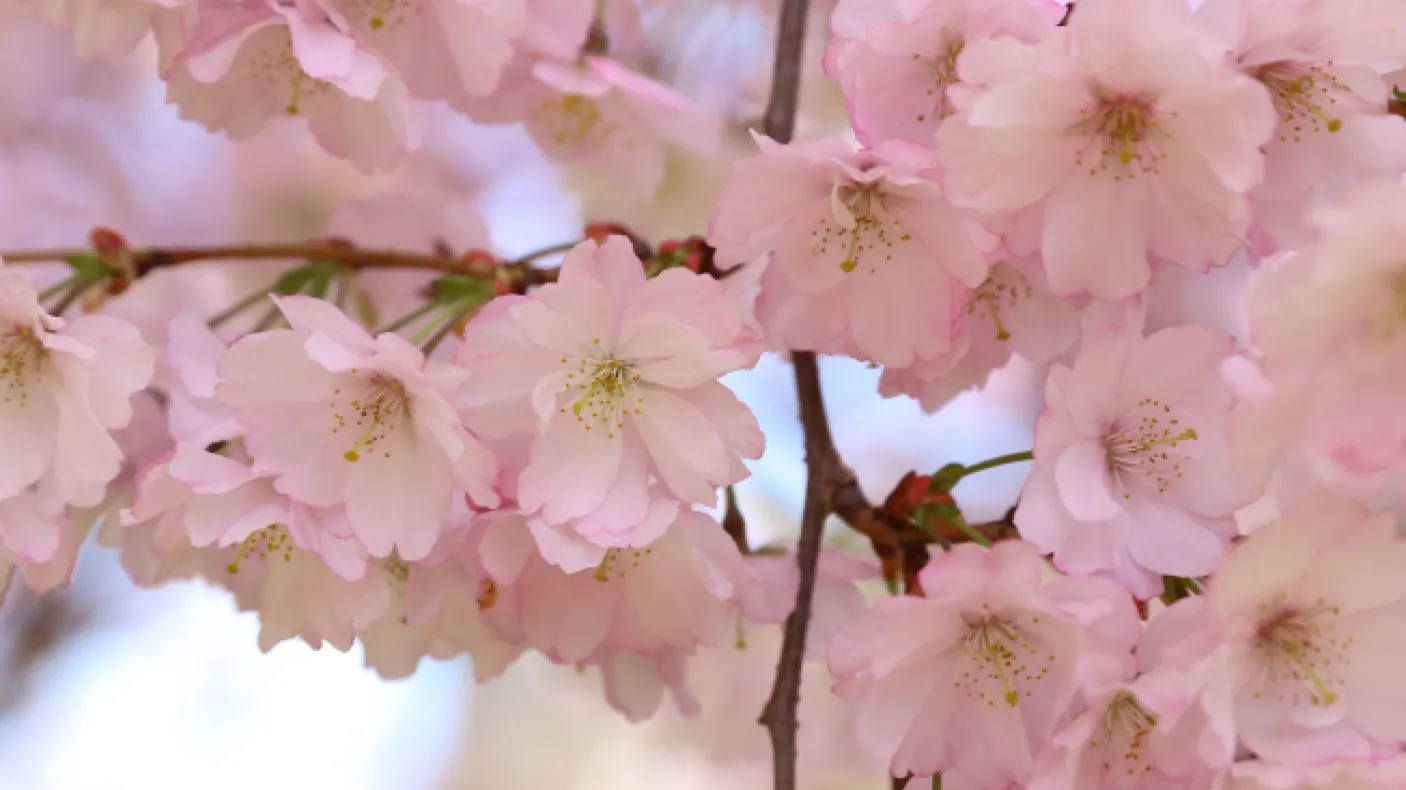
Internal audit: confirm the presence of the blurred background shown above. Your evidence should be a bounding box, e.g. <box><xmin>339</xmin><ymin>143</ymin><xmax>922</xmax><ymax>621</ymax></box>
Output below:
<box><xmin>0</xmin><ymin>3</ymin><xmax>1233</xmax><ymax>787</ymax></box>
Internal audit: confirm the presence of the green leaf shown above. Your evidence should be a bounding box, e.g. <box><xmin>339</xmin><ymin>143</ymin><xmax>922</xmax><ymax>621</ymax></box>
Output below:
<box><xmin>1394</xmin><ymin>85</ymin><xmax>1406</xmax><ymax>103</ymax></box>
<box><xmin>353</xmin><ymin>289</ymin><xmax>379</xmax><ymax>328</ymax></box>
<box><xmin>64</xmin><ymin>253</ymin><xmax>118</xmax><ymax>280</ymax></box>
<box><xmin>928</xmin><ymin>463</ymin><xmax>967</xmax><ymax>494</ymax></box>
<box><xmin>427</xmin><ymin>274</ymin><xmax>495</xmax><ymax>305</ymax></box>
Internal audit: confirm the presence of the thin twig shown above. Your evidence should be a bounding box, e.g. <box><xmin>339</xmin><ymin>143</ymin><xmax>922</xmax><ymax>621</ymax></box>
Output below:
<box><xmin>755</xmin><ymin>0</ymin><xmax>817</xmax><ymax>786</ymax></box>
<box><xmin>0</xmin><ymin>240</ymin><xmax>577</xmax><ymax>279</ymax></box>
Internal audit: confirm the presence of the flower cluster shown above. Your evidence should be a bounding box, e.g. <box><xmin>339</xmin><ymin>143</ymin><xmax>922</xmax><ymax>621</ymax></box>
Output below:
<box><xmin>18</xmin><ymin>0</ymin><xmax>717</xmax><ymax>180</ymax></box>
<box><xmin>8</xmin><ymin>0</ymin><xmax>1406</xmax><ymax>787</ymax></box>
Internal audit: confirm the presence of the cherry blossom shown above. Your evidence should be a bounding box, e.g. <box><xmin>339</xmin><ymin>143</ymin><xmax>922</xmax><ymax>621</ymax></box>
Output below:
<box><xmin>1015</xmin><ymin>324</ymin><xmax>1257</xmax><ymax>599</ymax></box>
<box><xmin>1198</xmin><ymin>0</ymin><xmax>1406</xmax><ymax>251</ymax></box>
<box><xmin>1225</xmin><ymin>757</ymin><xmax>1406</xmax><ymax>790</ymax></box>
<box><xmin>0</xmin><ymin>262</ymin><xmax>155</xmax><ymax>512</ymax></box>
<box><xmin>828</xmin><ymin>541</ymin><xmax>1091</xmax><ymax>784</ymax></box>
<box><xmin>709</xmin><ymin>134</ymin><xmax>994</xmax><ymax>367</ymax></box>
<box><xmin>464</xmin><ymin>54</ymin><xmax>719</xmax><ymax>198</ymax></box>
<box><xmin>215</xmin><ymin>295</ymin><xmax>499</xmax><ymax>561</ymax></box>
<box><xmin>1232</xmin><ymin>178</ymin><xmax>1406</xmax><ymax>494</ymax></box>
<box><xmin>879</xmin><ymin>259</ymin><xmax>1079</xmax><ymax>412</ymax></box>
<box><xmin>158</xmin><ymin>0</ymin><xmax>420</xmax><ymax>172</ymax></box>
<box><xmin>475</xmin><ymin>506</ymin><xmax>750</xmax><ymax>665</ymax></box>
<box><xmin>824</xmin><ymin>0</ymin><xmax>1062</xmax><ymax>144</ymax></box>
<box><xmin>331</xmin><ymin>0</ymin><xmax>524</xmax><ymax>103</ymax></box>
<box><xmin>28</xmin><ymin>0</ymin><xmax>181</xmax><ymax>60</ymax></box>
<box><xmin>936</xmin><ymin>0</ymin><xmax>1276</xmax><ymax>300</ymax></box>
<box><xmin>1153</xmin><ymin>495</ymin><xmax>1406</xmax><ymax>765</ymax></box>
<box><xmin>358</xmin><ymin>545</ymin><xmax>525</xmax><ymax>681</ymax></box>
<box><xmin>456</xmin><ymin>236</ymin><xmax>762</xmax><ymax>535</ymax></box>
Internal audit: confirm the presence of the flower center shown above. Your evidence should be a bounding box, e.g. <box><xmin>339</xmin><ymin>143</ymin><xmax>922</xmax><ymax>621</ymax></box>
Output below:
<box><xmin>914</xmin><ymin>38</ymin><xmax>965</xmax><ymax>125</ymax></box>
<box><xmin>968</xmin><ymin>268</ymin><xmax>1035</xmax><ymax>342</ymax></box>
<box><xmin>533</xmin><ymin>93</ymin><xmax>626</xmax><ymax>151</ymax></box>
<box><xmin>331</xmin><ymin>373</ymin><xmax>410</xmax><ymax>462</ymax></box>
<box><xmin>560</xmin><ymin>350</ymin><xmax>641</xmax><ymax>439</ymax></box>
<box><xmin>241</xmin><ymin>27</ymin><xmax>335</xmax><ymax>116</ymax></box>
<box><xmin>1104</xmin><ymin>398</ymin><xmax>1198</xmax><ymax>496</ymax></box>
<box><xmin>1089</xmin><ymin>692</ymin><xmax>1158</xmax><ymax>781</ymax></box>
<box><xmin>1073</xmin><ymin>96</ymin><xmax>1168</xmax><ymax>178</ymax></box>
<box><xmin>476</xmin><ymin>578</ymin><xmax>499</xmax><ymax>610</ymax></box>
<box><xmin>356</xmin><ymin>0</ymin><xmax>416</xmax><ymax>30</ymax></box>
<box><xmin>1256</xmin><ymin>63</ymin><xmax>1344</xmax><ymax>142</ymax></box>
<box><xmin>812</xmin><ymin>182</ymin><xmax>911</xmax><ymax>274</ymax></box>
<box><xmin>955</xmin><ymin>610</ymin><xmax>1053</xmax><ymax>708</ymax></box>
<box><xmin>593</xmin><ymin>546</ymin><xmax>653</xmax><ymax>582</ymax></box>
<box><xmin>1252</xmin><ymin>594</ymin><xmax>1349</xmax><ymax>708</ymax></box>
<box><xmin>226</xmin><ymin>523</ymin><xmax>294</xmax><ymax>575</ymax></box>
<box><xmin>0</xmin><ymin>325</ymin><xmax>44</xmax><ymax>407</ymax></box>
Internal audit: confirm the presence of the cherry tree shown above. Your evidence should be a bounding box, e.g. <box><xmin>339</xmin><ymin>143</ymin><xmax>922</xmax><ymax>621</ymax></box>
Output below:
<box><xmin>4</xmin><ymin>0</ymin><xmax>1406</xmax><ymax>788</ymax></box>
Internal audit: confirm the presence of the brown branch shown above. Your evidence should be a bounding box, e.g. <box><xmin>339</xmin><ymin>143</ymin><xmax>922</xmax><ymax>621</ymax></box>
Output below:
<box><xmin>754</xmin><ymin>0</ymin><xmax>817</xmax><ymax>786</ymax></box>
<box><xmin>0</xmin><ymin>240</ymin><xmax>576</xmax><ymax>280</ymax></box>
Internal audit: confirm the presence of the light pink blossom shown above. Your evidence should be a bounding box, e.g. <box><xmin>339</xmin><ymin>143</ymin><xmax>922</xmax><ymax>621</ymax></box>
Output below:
<box><xmin>456</xmin><ymin>236</ymin><xmax>762</xmax><ymax>538</ymax></box>
<box><xmin>1015</xmin><ymin>325</ymin><xmax>1257</xmax><ymax>599</ymax></box>
<box><xmin>1231</xmin><ymin>179</ymin><xmax>1406</xmax><ymax>494</ymax></box>
<box><xmin>1225</xmin><ymin>757</ymin><xmax>1406</xmax><ymax>790</ymax></box>
<box><xmin>709</xmin><ymin>134</ymin><xmax>994</xmax><ymax>367</ymax></box>
<box><xmin>827</xmin><ymin>541</ymin><xmax>1093</xmax><ymax>784</ymax></box>
<box><xmin>331</xmin><ymin>0</ymin><xmax>524</xmax><ymax>102</ymax></box>
<box><xmin>1198</xmin><ymin>0</ymin><xmax>1406</xmax><ymax>251</ymax></box>
<box><xmin>1028</xmin><ymin>655</ymin><xmax>1217</xmax><ymax>790</ymax></box>
<box><xmin>358</xmin><ymin>544</ymin><xmax>525</xmax><ymax>682</ymax></box>
<box><xmin>880</xmin><ymin>259</ymin><xmax>1079</xmax><ymax>412</ymax></box>
<box><xmin>824</xmin><ymin>0</ymin><xmax>1061</xmax><ymax>144</ymax></box>
<box><xmin>475</xmin><ymin>506</ymin><xmax>749</xmax><ymax>664</ymax></box>
<box><xmin>935</xmin><ymin>0</ymin><xmax>1276</xmax><ymax>300</ymax></box>
<box><xmin>0</xmin><ymin>262</ymin><xmax>155</xmax><ymax>512</ymax></box>
<box><xmin>30</xmin><ymin>0</ymin><xmax>181</xmax><ymax>60</ymax></box>
<box><xmin>158</xmin><ymin>0</ymin><xmax>420</xmax><ymax>173</ymax></box>
<box><xmin>464</xmin><ymin>54</ymin><xmax>719</xmax><ymax>198</ymax></box>
<box><xmin>215</xmin><ymin>295</ymin><xmax>499</xmax><ymax>561</ymax></box>
<box><xmin>1153</xmin><ymin>495</ymin><xmax>1406</xmax><ymax>765</ymax></box>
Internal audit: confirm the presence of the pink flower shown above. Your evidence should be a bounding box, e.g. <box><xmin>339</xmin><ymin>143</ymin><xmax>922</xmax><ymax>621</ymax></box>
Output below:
<box><xmin>358</xmin><ymin>543</ymin><xmax>525</xmax><ymax>681</ymax></box>
<box><xmin>935</xmin><ymin>0</ymin><xmax>1275</xmax><ymax>300</ymax></box>
<box><xmin>1158</xmin><ymin>495</ymin><xmax>1406</xmax><ymax>765</ymax></box>
<box><xmin>824</xmin><ymin>0</ymin><xmax>1061</xmax><ymax>145</ymax></box>
<box><xmin>159</xmin><ymin>0</ymin><xmax>420</xmax><ymax>173</ymax></box>
<box><xmin>0</xmin><ymin>491</ymin><xmax>74</xmax><ymax>574</ymax></box>
<box><xmin>1199</xmin><ymin>0</ymin><xmax>1406</xmax><ymax>251</ymax></box>
<box><xmin>215</xmin><ymin>295</ymin><xmax>499</xmax><ymax>561</ymax></box>
<box><xmin>879</xmin><ymin>259</ymin><xmax>1080</xmax><ymax>412</ymax></box>
<box><xmin>1028</xmin><ymin>654</ymin><xmax>1217</xmax><ymax>790</ymax></box>
<box><xmin>0</xmin><ymin>262</ymin><xmax>155</xmax><ymax>512</ymax></box>
<box><xmin>827</xmin><ymin>541</ymin><xmax>1093</xmax><ymax>784</ymax></box>
<box><xmin>709</xmin><ymin>134</ymin><xmax>995</xmax><ymax>367</ymax></box>
<box><xmin>1015</xmin><ymin>325</ymin><xmax>1258</xmax><ymax>599</ymax></box>
<box><xmin>591</xmin><ymin>649</ymin><xmax>700</xmax><ymax>722</ymax></box>
<box><xmin>464</xmin><ymin>54</ymin><xmax>719</xmax><ymax>198</ymax></box>
<box><xmin>741</xmin><ymin>544</ymin><xmax>881</xmax><ymax>660</ymax></box>
<box><xmin>119</xmin><ymin>447</ymin><xmax>389</xmax><ymax>652</ymax></box>
<box><xmin>30</xmin><ymin>0</ymin><xmax>181</xmax><ymax>60</ymax></box>
<box><xmin>1225</xmin><ymin>757</ymin><xmax>1406</xmax><ymax>790</ymax></box>
<box><xmin>332</xmin><ymin>0</ymin><xmax>524</xmax><ymax>102</ymax></box>
<box><xmin>456</xmin><ymin>236</ymin><xmax>762</xmax><ymax>537</ymax></box>
<box><xmin>475</xmin><ymin>506</ymin><xmax>749</xmax><ymax>664</ymax></box>
<box><xmin>1232</xmin><ymin>179</ymin><xmax>1406</xmax><ymax>492</ymax></box>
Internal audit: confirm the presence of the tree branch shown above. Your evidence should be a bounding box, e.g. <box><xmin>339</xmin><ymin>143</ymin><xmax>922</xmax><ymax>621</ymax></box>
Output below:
<box><xmin>0</xmin><ymin>240</ymin><xmax>576</xmax><ymax>280</ymax></box>
<box><xmin>754</xmin><ymin>0</ymin><xmax>816</xmax><ymax>786</ymax></box>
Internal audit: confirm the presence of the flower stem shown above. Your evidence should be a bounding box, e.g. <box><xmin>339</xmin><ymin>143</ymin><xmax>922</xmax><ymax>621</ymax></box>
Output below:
<box><xmin>207</xmin><ymin>288</ymin><xmax>273</xmax><ymax>328</ymax></box>
<box><xmin>929</xmin><ymin>450</ymin><xmax>1033</xmax><ymax>493</ymax></box>
<box><xmin>377</xmin><ymin>301</ymin><xmax>442</xmax><ymax>334</ymax></box>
